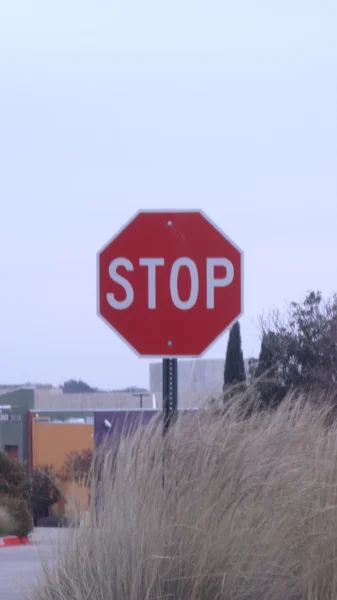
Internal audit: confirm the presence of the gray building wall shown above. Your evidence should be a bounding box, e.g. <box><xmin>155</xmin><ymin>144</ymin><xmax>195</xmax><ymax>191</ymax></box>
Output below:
<box><xmin>149</xmin><ymin>359</ymin><xmax>225</xmax><ymax>395</ymax></box>
<box><xmin>149</xmin><ymin>358</ymin><xmax>254</xmax><ymax>409</ymax></box>
<box><xmin>0</xmin><ymin>388</ymin><xmax>34</xmax><ymax>462</ymax></box>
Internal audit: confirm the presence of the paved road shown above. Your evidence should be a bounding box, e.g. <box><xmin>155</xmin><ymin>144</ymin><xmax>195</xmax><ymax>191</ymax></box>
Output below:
<box><xmin>0</xmin><ymin>528</ymin><xmax>66</xmax><ymax>600</ymax></box>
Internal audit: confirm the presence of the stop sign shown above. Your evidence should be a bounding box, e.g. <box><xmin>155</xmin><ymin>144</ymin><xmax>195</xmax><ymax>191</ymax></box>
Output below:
<box><xmin>97</xmin><ymin>210</ymin><xmax>243</xmax><ymax>357</ymax></box>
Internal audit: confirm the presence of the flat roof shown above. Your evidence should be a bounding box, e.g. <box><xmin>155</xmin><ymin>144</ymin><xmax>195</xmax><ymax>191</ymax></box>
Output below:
<box><xmin>29</xmin><ymin>408</ymin><xmax>158</xmax><ymax>413</ymax></box>
<box><xmin>29</xmin><ymin>408</ymin><xmax>199</xmax><ymax>413</ymax></box>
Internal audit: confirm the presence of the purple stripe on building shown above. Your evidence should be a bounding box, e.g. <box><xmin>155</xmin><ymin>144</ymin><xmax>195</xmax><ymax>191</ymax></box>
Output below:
<box><xmin>94</xmin><ymin>410</ymin><xmax>158</xmax><ymax>449</ymax></box>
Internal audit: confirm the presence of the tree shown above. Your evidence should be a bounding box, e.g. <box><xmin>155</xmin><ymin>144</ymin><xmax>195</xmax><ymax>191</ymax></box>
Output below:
<box><xmin>255</xmin><ymin>331</ymin><xmax>286</xmax><ymax>407</ymax></box>
<box><xmin>255</xmin><ymin>331</ymin><xmax>279</xmax><ymax>379</ymax></box>
<box><xmin>61</xmin><ymin>380</ymin><xmax>97</xmax><ymax>393</ymax></box>
<box><xmin>58</xmin><ymin>448</ymin><xmax>93</xmax><ymax>487</ymax></box>
<box><xmin>113</xmin><ymin>386</ymin><xmax>149</xmax><ymax>393</ymax></box>
<box><xmin>258</xmin><ymin>290</ymin><xmax>337</xmax><ymax>399</ymax></box>
<box><xmin>224</xmin><ymin>322</ymin><xmax>246</xmax><ymax>388</ymax></box>
<box><xmin>247</xmin><ymin>357</ymin><xmax>258</xmax><ymax>382</ymax></box>
<box><xmin>31</xmin><ymin>465</ymin><xmax>61</xmax><ymax>525</ymax></box>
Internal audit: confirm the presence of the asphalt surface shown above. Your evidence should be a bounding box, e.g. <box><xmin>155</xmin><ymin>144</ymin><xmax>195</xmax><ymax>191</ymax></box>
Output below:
<box><xmin>0</xmin><ymin>528</ymin><xmax>66</xmax><ymax>600</ymax></box>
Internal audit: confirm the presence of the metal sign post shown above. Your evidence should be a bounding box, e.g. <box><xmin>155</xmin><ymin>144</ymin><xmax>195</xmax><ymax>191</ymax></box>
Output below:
<box><xmin>162</xmin><ymin>358</ymin><xmax>178</xmax><ymax>488</ymax></box>
<box><xmin>97</xmin><ymin>209</ymin><xmax>243</xmax><ymax>491</ymax></box>
<box><xmin>162</xmin><ymin>358</ymin><xmax>178</xmax><ymax>435</ymax></box>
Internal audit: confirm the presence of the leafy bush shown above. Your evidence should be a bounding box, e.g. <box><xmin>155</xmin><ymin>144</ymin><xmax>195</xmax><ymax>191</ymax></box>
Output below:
<box><xmin>0</xmin><ymin>451</ymin><xmax>32</xmax><ymax>501</ymax></box>
<box><xmin>0</xmin><ymin>451</ymin><xmax>33</xmax><ymax>537</ymax></box>
<box><xmin>31</xmin><ymin>465</ymin><xmax>61</xmax><ymax>526</ymax></box>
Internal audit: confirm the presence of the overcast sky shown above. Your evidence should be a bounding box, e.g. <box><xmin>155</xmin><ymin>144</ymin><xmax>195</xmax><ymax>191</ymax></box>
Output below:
<box><xmin>0</xmin><ymin>0</ymin><xmax>336</xmax><ymax>390</ymax></box>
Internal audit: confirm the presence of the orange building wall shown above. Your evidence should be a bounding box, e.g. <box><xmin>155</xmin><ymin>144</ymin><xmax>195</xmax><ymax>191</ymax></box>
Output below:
<box><xmin>32</xmin><ymin>423</ymin><xmax>94</xmax><ymax>472</ymax></box>
<box><xmin>32</xmin><ymin>422</ymin><xmax>94</xmax><ymax>517</ymax></box>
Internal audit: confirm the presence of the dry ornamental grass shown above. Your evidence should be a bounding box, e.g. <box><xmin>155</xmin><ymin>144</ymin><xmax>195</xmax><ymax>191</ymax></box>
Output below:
<box><xmin>0</xmin><ymin>504</ymin><xmax>15</xmax><ymax>537</ymax></box>
<box><xmin>31</xmin><ymin>391</ymin><xmax>337</xmax><ymax>600</ymax></box>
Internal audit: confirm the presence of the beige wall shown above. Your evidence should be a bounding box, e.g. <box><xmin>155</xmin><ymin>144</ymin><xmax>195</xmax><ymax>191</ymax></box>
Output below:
<box><xmin>2</xmin><ymin>386</ymin><xmax>222</xmax><ymax>412</ymax></box>
<box><xmin>34</xmin><ymin>390</ymin><xmax>155</xmax><ymax>410</ymax></box>
<box><xmin>33</xmin><ymin>389</ymin><xmax>220</xmax><ymax>411</ymax></box>
<box><xmin>154</xmin><ymin>389</ymin><xmax>222</xmax><ymax>409</ymax></box>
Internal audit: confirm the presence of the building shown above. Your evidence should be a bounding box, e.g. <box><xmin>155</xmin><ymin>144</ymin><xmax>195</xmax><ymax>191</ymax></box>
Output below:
<box><xmin>0</xmin><ymin>383</ymin><xmax>203</xmax><ymax>518</ymax></box>
<box><xmin>29</xmin><ymin>409</ymin><xmax>95</xmax><ymax>518</ymax></box>
<box><xmin>149</xmin><ymin>359</ymin><xmax>224</xmax><ymax>408</ymax></box>
<box><xmin>0</xmin><ymin>385</ymin><xmax>156</xmax><ymax>465</ymax></box>
<box><xmin>34</xmin><ymin>388</ymin><xmax>156</xmax><ymax>410</ymax></box>
<box><xmin>149</xmin><ymin>357</ymin><xmax>254</xmax><ymax>408</ymax></box>
<box><xmin>149</xmin><ymin>359</ymin><xmax>224</xmax><ymax>395</ymax></box>
<box><xmin>0</xmin><ymin>388</ymin><xmax>35</xmax><ymax>461</ymax></box>
<box><xmin>94</xmin><ymin>409</ymin><xmax>158</xmax><ymax>449</ymax></box>
<box><xmin>0</xmin><ymin>386</ymin><xmax>142</xmax><ymax>518</ymax></box>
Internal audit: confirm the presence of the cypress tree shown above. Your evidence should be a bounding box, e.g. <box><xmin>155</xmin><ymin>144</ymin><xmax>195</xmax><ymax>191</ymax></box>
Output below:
<box><xmin>255</xmin><ymin>331</ymin><xmax>286</xmax><ymax>407</ymax></box>
<box><xmin>255</xmin><ymin>331</ymin><xmax>276</xmax><ymax>379</ymax></box>
<box><xmin>224</xmin><ymin>322</ymin><xmax>246</xmax><ymax>388</ymax></box>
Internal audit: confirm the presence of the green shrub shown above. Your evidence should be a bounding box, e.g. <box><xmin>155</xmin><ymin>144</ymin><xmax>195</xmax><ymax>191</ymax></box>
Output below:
<box><xmin>31</xmin><ymin>465</ymin><xmax>61</xmax><ymax>525</ymax></box>
<box><xmin>0</xmin><ymin>452</ymin><xmax>32</xmax><ymax>501</ymax></box>
<box><xmin>0</xmin><ymin>451</ymin><xmax>33</xmax><ymax>536</ymax></box>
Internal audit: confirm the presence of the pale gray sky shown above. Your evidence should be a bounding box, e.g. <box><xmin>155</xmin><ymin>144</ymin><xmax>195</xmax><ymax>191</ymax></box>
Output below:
<box><xmin>0</xmin><ymin>0</ymin><xmax>336</xmax><ymax>390</ymax></box>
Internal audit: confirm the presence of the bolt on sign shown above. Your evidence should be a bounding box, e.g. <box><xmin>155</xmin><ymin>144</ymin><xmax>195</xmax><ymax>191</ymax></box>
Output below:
<box><xmin>97</xmin><ymin>210</ymin><xmax>243</xmax><ymax>357</ymax></box>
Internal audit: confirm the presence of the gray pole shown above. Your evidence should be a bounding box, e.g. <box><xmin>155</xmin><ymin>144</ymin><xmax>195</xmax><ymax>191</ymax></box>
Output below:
<box><xmin>132</xmin><ymin>393</ymin><xmax>150</xmax><ymax>409</ymax></box>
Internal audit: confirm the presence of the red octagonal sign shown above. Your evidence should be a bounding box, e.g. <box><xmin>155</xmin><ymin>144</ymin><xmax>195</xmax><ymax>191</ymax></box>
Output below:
<box><xmin>97</xmin><ymin>210</ymin><xmax>243</xmax><ymax>357</ymax></box>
